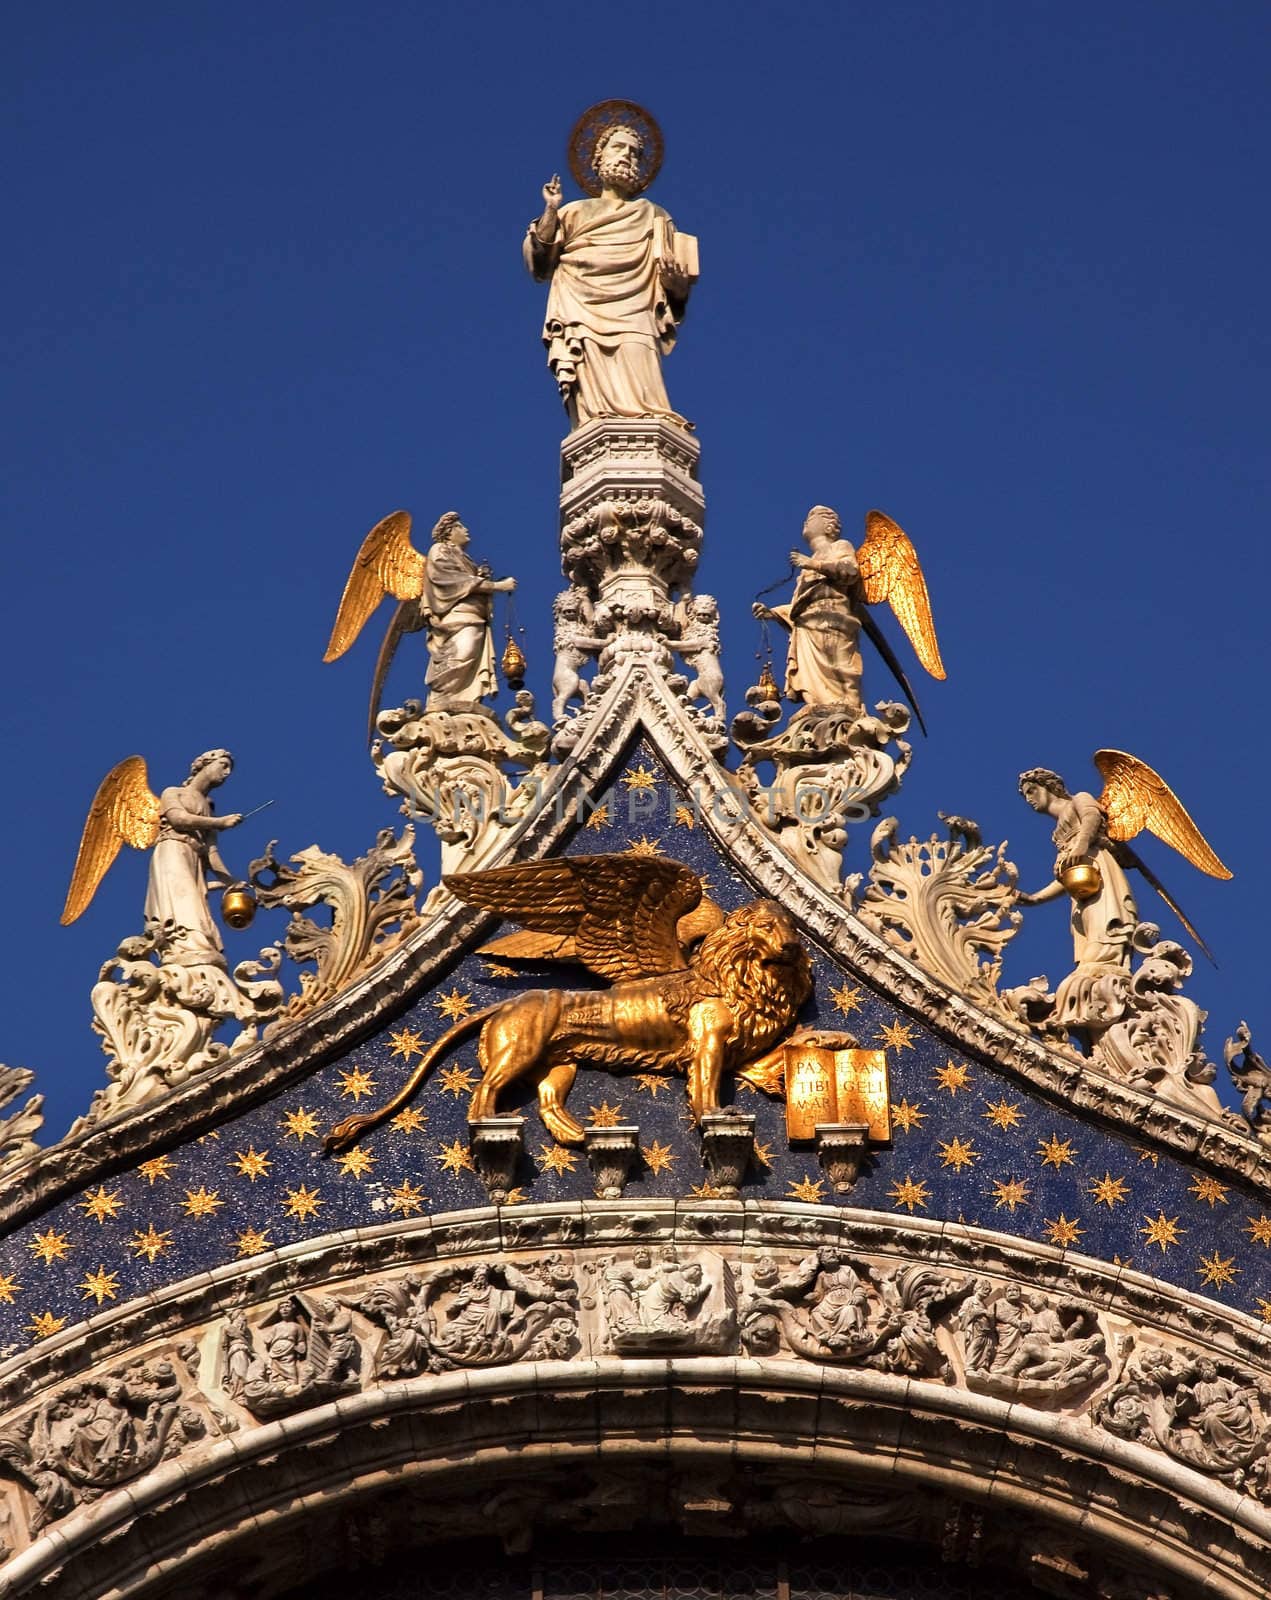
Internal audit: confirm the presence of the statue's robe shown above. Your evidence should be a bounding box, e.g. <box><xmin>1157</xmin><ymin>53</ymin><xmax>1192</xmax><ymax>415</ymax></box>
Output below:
<box><xmin>145</xmin><ymin>786</ymin><xmax>226</xmax><ymax>967</ymax></box>
<box><xmin>422</xmin><ymin>541</ymin><xmax>496</xmax><ymax>705</ymax></box>
<box><xmin>770</xmin><ymin>540</ymin><xmax>865</xmax><ymax>716</ymax></box>
<box><xmin>525</xmin><ymin>196</ymin><xmax>683</xmax><ymax>429</ymax></box>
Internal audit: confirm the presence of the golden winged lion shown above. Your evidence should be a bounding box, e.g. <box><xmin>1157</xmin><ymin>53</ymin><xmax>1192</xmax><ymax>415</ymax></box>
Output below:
<box><xmin>325</xmin><ymin>855</ymin><xmax>813</xmax><ymax>1152</ymax></box>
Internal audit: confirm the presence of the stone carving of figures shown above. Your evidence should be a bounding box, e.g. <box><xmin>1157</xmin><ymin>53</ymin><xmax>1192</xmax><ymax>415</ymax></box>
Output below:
<box><xmin>677</xmin><ymin>594</ymin><xmax>725</xmax><ymax>720</ymax></box>
<box><xmin>597</xmin><ymin>1248</ymin><xmax>734</xmax><ymax>1355</ymax></box>
<box><xmin>551</xmin><ymin>588</ymin><xmax>605</xmax><ymax>721</ymax></box>
<box><xmin>437</xmin><ymin>1264</ymin><xmax>515</xmax><ymax>1361</ymax></box>
<box><xmin>220</xmin><ymin>1312</ymin><xmax>253</xmax><ymax>1400</ymax></box>
<box><xmin>601</xmin><ymin>1247</ymin><xmax>655</xmax><ymax>1336</ymax></box>
<box><xmin>0</xmin><ymin>1359</ymin><xmax>206</xmax><ymax>1530</ymax></box>
<box><xmin>257</xmin><ymin>1297</ymin><xmax>307</xmax><ymax>1389</ymax></box>
<box><xmin>803</xmin><ymin>1250</ymin><xmax>870</xmax><ymax>1349</ymax></box>
<box><xmin>959</xmin><ymin>1286</ymin><xmax>1108</xmax><ymax>1400</ymax></box>
<box><xmin>307</xmin><ymin>1298</ymin><xmax>361</xmax><ymax>1387</ymax></box>
<box><xmin>143</xmin><ymin>751</ymin><xmax>243</xmax><ymax>968</ymax></box>
<box><xmin>324</xmin><ymin>509</ymin><xmax>517</xmax><ymax>734</ymax></box>
<box><xmin>525</xmin><ymin>108</ymin><xmax>694</xmax><ymax>430</ymax></box>
<box><xmin>1174</xmin><ymin>1359</ymin><xmax>1260</xmax><ymax>1464</ymax></box>
<box><xmin>957</xmin><ymin>1281</ymin><xmax>997</xmax><ymax>1374</ymax></box>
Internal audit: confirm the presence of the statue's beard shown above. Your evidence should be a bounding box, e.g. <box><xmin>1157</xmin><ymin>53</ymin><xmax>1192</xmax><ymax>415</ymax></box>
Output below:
<box><xmin>598</xmin><ymin>154</ymin><xmax>640</xmax><ymax>194</ymax></box>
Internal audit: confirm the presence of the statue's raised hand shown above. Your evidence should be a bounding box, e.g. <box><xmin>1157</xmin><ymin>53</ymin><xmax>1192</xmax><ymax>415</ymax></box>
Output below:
<box><xmin>542</xmin><ymin>174</ymin><xmax>562</xmax><ymax>211</ymax></box>
<box><xmin>752</xmin><ymin>602</ymin><xmax>773</xmax><ymax>621</ymax></box>
<box><xmin>218</xmin><ymin>813</ymin><xmax>244</xmax><ymax>830</ymax></box>
<box><xmin>494</xmin><ymin>577</ymin><xmax>517</xmax><ymax>595</ymax></box>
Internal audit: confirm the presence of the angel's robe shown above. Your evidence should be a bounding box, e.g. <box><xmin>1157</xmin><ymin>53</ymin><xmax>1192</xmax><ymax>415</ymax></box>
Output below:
<box><xmin>524</xmin><ymin>196</ymin><xmax>684</xmax><ymax>429</ymax></box>
<box><xmin>422</xmin><ymin>540</ymin><xmax>496</xmax><ymax>705</ymax></box>
<box><xmin>144</xmin><ymin>785</ymin><xmax>226</xmax><ymax>968</ymax></box>
<box><xmin>770</xmin><ymin>540</ymin><xmax>865</xmax><ymax>716</ymax></box>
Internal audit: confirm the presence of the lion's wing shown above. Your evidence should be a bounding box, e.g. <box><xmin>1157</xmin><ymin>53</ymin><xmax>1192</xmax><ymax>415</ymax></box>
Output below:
<box><xmin>444</xmin><ymin>855</ymin><xmax>702</xmax><ymax>982</ymax></box>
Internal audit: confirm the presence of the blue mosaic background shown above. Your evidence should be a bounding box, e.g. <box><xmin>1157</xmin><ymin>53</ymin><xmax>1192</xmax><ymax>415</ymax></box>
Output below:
<box><xmin>2</xmin><ymin>741</ymin><xmax>1267</xmax><ymax>1355</ymax></box>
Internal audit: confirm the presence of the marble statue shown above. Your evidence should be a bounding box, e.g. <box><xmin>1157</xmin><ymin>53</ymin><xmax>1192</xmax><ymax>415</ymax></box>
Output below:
<box><xmin>751</xmin><ymin>507</ymin><xmax>944</xmax><ymax>721</ymax></box>
<box><xmin>524</xmin><ymin>103</ymin><xmax>695</xmax><ymax>430</ymax></box>
<box><xmin>677</xmin><ymin>593</ymin><xmax>726</xmax><ymax>720</ymax></box>
<box><xmin>62</xmin><ymin>751</ymin><xmax>243</xmax><ymax>965</ymax></box>
<box><xmin>1015</xmin><ymin>754</ymin><xmax>1231</xmax><ymax>1024</ymax></box>
<box><xmin>324</xmin><ymin>509</ymin><xmax>517</xmax><ymax>731</ymax></box>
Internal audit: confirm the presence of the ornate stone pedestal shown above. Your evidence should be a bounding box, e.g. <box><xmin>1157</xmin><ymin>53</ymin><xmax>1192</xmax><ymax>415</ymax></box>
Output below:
<box><xmin>553</xmin><ymin>419</ymin><xmax>724</xmax><ymax>753</ymax></box>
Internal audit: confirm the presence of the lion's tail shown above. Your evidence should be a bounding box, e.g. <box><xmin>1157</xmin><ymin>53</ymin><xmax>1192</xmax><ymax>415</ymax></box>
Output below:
<box><xmin>323</xmin><ymin>1006</ymin><xmax>497</xmax><ymax>1155</ymax></box>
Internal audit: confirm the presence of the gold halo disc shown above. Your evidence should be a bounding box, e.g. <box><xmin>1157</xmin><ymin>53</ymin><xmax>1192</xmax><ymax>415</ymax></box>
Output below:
<box><xmin>567</xmin><ymin>100</ymin><xmax>664</xmax><ymax>197</ymax></box>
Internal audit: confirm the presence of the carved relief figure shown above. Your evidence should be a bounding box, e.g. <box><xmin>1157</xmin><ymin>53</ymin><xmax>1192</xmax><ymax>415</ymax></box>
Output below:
<box><xmin>1097</xmin><ymin>1348</ymin><xmax>1271</xmax><ymax>1486</ymax></box>
<box><xmin>956</xmin><ymin>1283</ymin><xmax>1109</xmax><ymax>1401</ymax></box>
<box><xmin>222</xmin><ymin>1294</ymin><xmax>363</xmax><ymax>1420</ymax></box>
<box><xmin>0</xmin><ymin>1360</ymin><xmax>208</xmax><ymax>1532</ymax></box>
<box><xmin>326</xmin><ymin>855</ymin><xmax>812</xmax><ymax>1152</ymax></box>
<box><xmin>353</xmin><ymin>1257</ymin><xmax>578</xmax><ymax>1376</ymax></box>
<box><xmin>740</xmin><ymin>1250</ymin><xmax>960</xmax><ymax>1376</ymax></box>
<box><xmin>525</xmin><ymin>103</ymin><xmax>694</xmax><ymax>430</ymax></box>
<box><xmin>595</xmin><ymin>1247</ymin><xmax>735</xmax><ymax>1355</ymax></box>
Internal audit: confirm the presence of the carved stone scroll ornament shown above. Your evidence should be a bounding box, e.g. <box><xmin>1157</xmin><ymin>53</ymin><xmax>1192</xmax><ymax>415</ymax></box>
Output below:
<box><xmin>0</xmin><ymin>1358</ymin><xmax>211</xmax><ymax>1532</ymax></box>
<box><xmin>372</xmin><ymin>698</ymin><xmax>550</xmax><ymax>875</ymax></box>
<box><xmin>733</xmin><ymin>702</ymin><xmax>912</xmax><ymax>895</ymax></box>
<box><xmin>1095</xmin><ymin>1346</ymin><xmax>1271</xmax><ymax>1496</ymax></box>
<box><xmin>0</xmin><ymin>1066</ymin><xmax>43</xmax><ymax>1176</ymax></box>
<box><xmin>592</xmin><ymin>1247</ymin><xmax>737</xmax><ymax>1355</ymax></box>
<box><xmin>739</xmin><ymin>1248</ymin><xmax>963</xmax><ymax>1377</ymax></box>
<box><xmin>845</xmin><ymin>814</ymin><xmax>1021</xmax><ymax>1009</ymax></box>
<box><xmin>78</xmin><ymin>919</ymin><xmax>283</xmax><ymax>1131</ymax></box>
<box><xmin>248</xmin><ymin>826</ymin><xmax>423</xmax><ymax>1023</ymax></box>
<box><xmin>1225</xmin><ymin>1022</ymin><xmax>1271</xmax><ymax>1141</ymax></box>
<box><xmin>1005</xmin><ymin>922</ymin><xmax>1234</xmax><ymax>1125</ymax></box>
<box><xmin>220</xmin><ymin>1295</ymin><xmax>363</xmax><ymax>1420</ymax></box>
<box><xmin>352</xmin><ymin>1257</ymin><xmax>578</xmax><ymax>1377</ymax></box>
<box><xmin>954</xmin><ymin>1280</ymin><xmax>1110</xmax><ymax>1403</ymax></box>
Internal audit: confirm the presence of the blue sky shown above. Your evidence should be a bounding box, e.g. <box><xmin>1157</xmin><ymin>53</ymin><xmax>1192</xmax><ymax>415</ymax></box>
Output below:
<box><xmin>3</xmin><ymin>1</ymin><xmax>1268</xmax><ymax>1137</ymax></box>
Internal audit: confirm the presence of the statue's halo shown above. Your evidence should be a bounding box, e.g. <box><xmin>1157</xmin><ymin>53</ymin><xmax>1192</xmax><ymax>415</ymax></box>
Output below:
<box><xmin>568</xmin><ymin>99</ymin><xmax>664</xmax><ymax>197</ymax></box>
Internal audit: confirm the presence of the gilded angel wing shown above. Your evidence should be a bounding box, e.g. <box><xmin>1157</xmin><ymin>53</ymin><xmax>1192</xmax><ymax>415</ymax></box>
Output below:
<box><xmin>445</xmin><ymin>854</ymin><xmax>703</xmax><ymax>982</ymax></box>
<box><xmin>1093</xmin><ymin>749</ymin><xmax>1233</xmax><ymax>879</ymax></box>
<box><xmin>856</xmin><ymin>510</ymin><xmax>946</xmax><ymax>679</ymax></box>
<box><xmin>323</xmin><ymin>511</ymin><xmax>425</xmax><ymax>662</ymax></box>
<box><xmin>61</xmin><ymin>755</ymin><xmax>160</xmax><ymax>925</ymax></box>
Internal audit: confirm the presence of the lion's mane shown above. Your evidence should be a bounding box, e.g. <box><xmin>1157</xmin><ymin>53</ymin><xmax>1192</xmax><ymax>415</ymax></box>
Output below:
<box><xmin>659</xmin><ymin>906</ymin><xmax>813</xmax><ymax>1064</ymax></box>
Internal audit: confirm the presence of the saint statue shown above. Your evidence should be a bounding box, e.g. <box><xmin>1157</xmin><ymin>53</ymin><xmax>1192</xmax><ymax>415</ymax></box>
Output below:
<box><xmin>524</xmin><ymin>102</ymin><xmax>696</xmax><ymax>431</ymax></box>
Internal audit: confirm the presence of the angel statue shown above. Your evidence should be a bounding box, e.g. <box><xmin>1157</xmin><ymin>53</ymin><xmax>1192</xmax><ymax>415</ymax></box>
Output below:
<box><xmin>752</xmin><ymin>506</ymin><xmax>945</xmax><ymax>731</ymax></box>
<box><xmin>327</xmin><ymin>854</ymin><xmax>813</xmax><ymax>1151</ymax></box>
<box><xmin>324</xmin><ymin>510</ymin><xmax>517</xmax><ymax>737</ymax></box>
<box><xmin>1015</xmin><ymin>752</ymin><xmax>1232</xmax><ymax>1037</ymax></box>
<box><xmin>60</xmin><ymin>752</ymin><xmax>282</xmax><ymax>1118</ymax></box>
<box><xmin>62</xmin><ymin>751</ymin><xmax>243</xmax><ymax>967</ymax></box>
